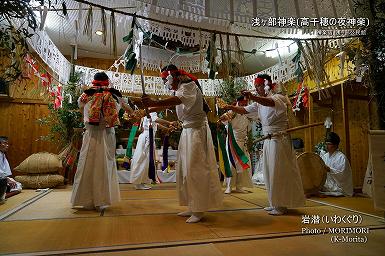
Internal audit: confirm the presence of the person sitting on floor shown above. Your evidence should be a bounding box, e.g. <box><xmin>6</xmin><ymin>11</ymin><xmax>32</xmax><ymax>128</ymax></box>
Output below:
<box><xmin>0</xmin><ymin>136</ymin><xmax>22</xmax><ymax>204</ymax></box>
<box><xmin>320</xmin><ymin>132</ymin><xmax>353</xmax><ymax>197</ymax></box>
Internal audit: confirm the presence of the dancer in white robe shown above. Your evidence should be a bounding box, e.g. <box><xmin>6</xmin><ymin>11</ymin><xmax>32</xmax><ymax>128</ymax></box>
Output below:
<box><xmin>130</xmin><ymin>112</ymin><xmax>172</xmax><ymax>189</ymax></box>
<box><xmin>321</xmin><ymin>132</ymin><xmax>353</xmax><ymax>197</ymax></box>
<box><xmin>219</xmin><ymin>96</ymin><xmax>253</xmax><ymax>194</ymax></box>
<box><xmin>71</xmin><ymin>72</ymin><xmax>133</xmax><ymax>211</ymax></box>
<box><xmin>223</xmin><ymin>74</ymin><xmax>305</xmax><ymax>215</ymax></box>
<box><xmin>142</xmin><ymin>64</ymin><xmax>223</xmax><ymax>223</ymax></box>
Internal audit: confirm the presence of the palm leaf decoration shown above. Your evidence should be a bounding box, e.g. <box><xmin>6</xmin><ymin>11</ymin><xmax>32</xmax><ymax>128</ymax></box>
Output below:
<box><xmin>206</xmin><ymin>33</ymin><xmax>218</xmax><ymax>79</ymax></box>
<box><xmin>292</xmin><ymin>47</ymin><xmax>304</xmax><ymax>82</ymax></box>
<box><xmin>123</xmin><ymin>17</ymin><xmax>137</xmax><ymax>75</ymax></box>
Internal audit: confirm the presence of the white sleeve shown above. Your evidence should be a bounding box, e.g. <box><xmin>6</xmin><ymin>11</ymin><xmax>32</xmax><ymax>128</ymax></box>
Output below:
<box><xmin>244</xmin><ymin>102</ymin><xmax>258</xmax><ymax>113</ymax></box>
<box><xmin>271</xmin><ymin>94</ymin><xmax>289</xmax><ymax>117</ymax></box>
<box><xmin>175</xmin><ymin>82</ymin><xmax>197</xmax><ymax>110</ymax></box>
<box><xmin>329</xmin><ymin>154</ymin><xmax>346</xmax><ymax>175</ymax></box>
<box><xmin>78</xmin><ymin>97</ymin><xmax>85</xmax><ymax>108</ymax></box>
<box><xmin>150</xmin><ymin>112</ymin><xmax>158</xmax><ymax>122</ymax></box>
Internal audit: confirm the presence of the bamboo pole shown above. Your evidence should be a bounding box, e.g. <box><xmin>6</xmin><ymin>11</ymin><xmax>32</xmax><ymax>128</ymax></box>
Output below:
<box><xmin>253</xmin><ymin>122</ymin><xmax>324</xmax><ymax>143</ymax></box>
<box><xmin>341</xmin><ymin>83</ymin><xmax>351</xmax><ymax>160</ymax></box>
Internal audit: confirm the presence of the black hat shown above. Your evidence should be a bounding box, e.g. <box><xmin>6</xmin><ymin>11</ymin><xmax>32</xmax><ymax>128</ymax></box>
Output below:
<box><xmin>325</xmin><ymin>132</ymin><xmax>340</xmax><ymax>146</ymax></box>
<box><xmin>93</xmin><ymin>72</ymin><xmax>109</xmax><ymax>81</ymax></box>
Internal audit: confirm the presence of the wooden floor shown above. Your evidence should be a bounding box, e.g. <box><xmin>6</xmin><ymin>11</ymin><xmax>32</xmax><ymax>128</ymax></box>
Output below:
<box><xmin>0</xmin><ymin>184</ymin><xmax>384</xmax><ymax>255</ymax></box>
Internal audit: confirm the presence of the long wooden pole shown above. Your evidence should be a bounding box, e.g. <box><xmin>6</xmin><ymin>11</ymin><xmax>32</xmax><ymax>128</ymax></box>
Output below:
<box><xmin>341</xmin><ymin>83</ymin><xmax>350</xmax><ymax>159</ymax></box>
<box><xmin>139</xmin><ymin>42</ymin><xmax>151</xmax><ymax>118</ymax></box>
<box><xmin>253</xmin><ymin>122</ymin><xmax>324</xmax><ymax>143</ymax></box>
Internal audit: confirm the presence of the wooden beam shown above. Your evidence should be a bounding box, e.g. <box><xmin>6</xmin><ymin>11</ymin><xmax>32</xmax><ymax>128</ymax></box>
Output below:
<box><xmin>230</xmin><ymin>0</ymin><xmax>234</xmax><ymax>23</ymax></box>
<box><xmin>253</xmin><ymin>0</ymin><xmax>258</xmax><ymax>18</ymax></box>
<box><xmin>273</xmin><ymin>0</ymin><xmax>279</xmax><ymax>18</ymax></box>
<box><xmin>205</xmin><ymin>0</ymin><xmax>210</xmax><ymax>17</ymax></box>
<box><xmin>6</xmin><ymin>99</ymin><xmax>49</xmax><ymax>105</ymax></box>
<box><xmin>341</xmin><ymin>83</ymin><xmax>351</xmax><ymax>160</ymax></box>
<box><xmin>330</xmin><ymin>0</ymin><xmax>338</xmax><ymax>18</ymax></box>
<box><xmin>293</xmin><ymin>0</ymin><xmax>300</xmax><ymax>17</ymax></box>
<box><xmin>346</xmin><ymin>0</ymin><xmax>356</xmax><ymax>16</ymax></box>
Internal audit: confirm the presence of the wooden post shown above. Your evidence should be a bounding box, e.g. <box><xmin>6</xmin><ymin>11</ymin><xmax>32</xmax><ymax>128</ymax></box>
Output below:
<box><xmin>305</xmin><ymin>94</ymin><xmax>314</xmax><ymax>152</ymax></box>
<box><xmin>341</xmin><ymin>83</ymin><xmax>351</xmax><ymax>160</ymax></box>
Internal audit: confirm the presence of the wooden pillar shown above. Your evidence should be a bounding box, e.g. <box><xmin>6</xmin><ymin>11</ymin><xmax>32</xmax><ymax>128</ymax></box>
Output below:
<box><xmin>309</xmin><ymin>94</ymin><xmax>314</xmax><ymax>151</ymax></box>
<box><xmin>305</xmin><ymin>94</ymin><xmax>314</xmax><ymax>152</ymax></box>
<box><xmin>341</xmin><ymin>83</ymin><xmax>351</xmax><ymax>160</ymax></box>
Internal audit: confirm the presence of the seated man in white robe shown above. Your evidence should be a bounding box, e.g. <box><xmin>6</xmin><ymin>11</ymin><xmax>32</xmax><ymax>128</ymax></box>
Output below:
<box><xmin>321</xmin><ymin>132</ymin><xmax>354</xmax><ymax>197</ymax></box>
<box><xmin>0</xmin><ymin>136</ymin><xmax>22</xmax><ymax>204</ymax></box>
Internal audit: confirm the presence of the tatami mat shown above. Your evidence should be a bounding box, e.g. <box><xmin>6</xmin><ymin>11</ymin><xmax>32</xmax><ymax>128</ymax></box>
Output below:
<box><xmin>81</xmin><ymin>243</ymin><xmax>224</xmax><ymax>256</ymax></box>
<box><xmin>1</xmin><ymin>184</ymin><xmax>384</xmax><ymax>255</ymax></box>
<box><xmin>79</xmin><ymin>229</ymin><xmax>385</xmax><ymax>256</ymax></box>
<box><xmin>309</xmin><ymin>195</ymin><xmax>385</xmax><ymax>218</ymax></box>
<box><xmin>5</xmin><ymin>190</ymin><xmax>100</xmax><ymax>221</ymax></box>
<box><xmin>120</xmin><ymin>189</ymin><xmax>177</xmax><ymax>200</ymax></box>
<box><xmin>214</xmin><ymin>228</ymin><xmax>385</xmax><ymax>256</ymax></box>
<box><xmin>0</xmin><ymin>189</ymin><xmax>40</xmax><ymax>216</ymax></box>
<box><xmin>0</xmin><ymin>214</ymin><xmax>219</xmax><ymax>254</ymax></box>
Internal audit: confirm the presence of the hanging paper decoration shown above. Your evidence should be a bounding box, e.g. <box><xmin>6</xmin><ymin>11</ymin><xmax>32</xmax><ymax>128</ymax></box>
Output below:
<box><xmin>292</xmin><ymin>83</ymin><xmax>309</xmax><ymax>112</ymax></box>
<box><xmin>101</xmin><ymin>8</ymin><xmax>107</xmax><ymax>45</ymax></box>
<box><xmin>24</xmin><ymin>54</ymin><xmax>63</xmax><ymax>109</ymax></box>
<box><xmin>234</xmin><ymin>35</ymin><xmax>245</xmax><ymax>76</ymax></box>
<box><xmin>50</xmin><ymin>85</ymin><xmax>63</xmax><ymax>109</ymax></box>
<box><xmin>123</xmin><ymin>17</ymin><xmax>137</xmax><ymax>74</ymax></box>
<box><xmin>292</xmin><ymin>47</ymin><xmax>304</xmax><ymax>83</ymax></box>
<box><xmin>219</xmin><ymin>34</ymin><xmax>228</xmax><ymax>78</ymax></box>
<box><xmin>217</xmin><ymin>132</ymin><xmax>232</xmax><ymax>178</ymax></box>
<box><xmin>62</xmin><ymin>1</ymin><xmax>68</xmax><ymax>17</ymax></box>
<box><xmin>227</xmin><ymin>124</ymin><xmax>250</xmax><ymax>170</ymax></box>
<box><xmin>39</xmin><ymin>5</ymin><xmax>48</xmax><ymax>30</ymax></box>
<box><xmin>40</xmin><ymin>72</ymin><xmax>52</xmax><ymax>88</ymax></box>
<box><xmin>110</xmin><ymin>11</ymin><xmax>117</xmax><ymax>57</ymax></box>
<box><xmin>296</xmin><ymin>40</ymin><xmax>330</xmax><ymax>100</ymax></box>
<box><xmin>206</xmin><ymin>33</ymin><xmax>217</xmax><ymax>79</ymax></box>
<box><xmin>83</xmin><ymin>5</ymin><xmax>93</xmax><ymax>41</ymax></box>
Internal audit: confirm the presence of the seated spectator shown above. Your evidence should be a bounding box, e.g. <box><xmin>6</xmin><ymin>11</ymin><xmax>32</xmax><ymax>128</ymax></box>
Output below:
<box><xmin>320</xmin><ymin>132</ymin><xmax>353</xmax><ymax>197</ymax></box>
<box><xmin>0</xmin><ymin>136</ymin><xmax>22</xmax><ymax>204</ymax></box>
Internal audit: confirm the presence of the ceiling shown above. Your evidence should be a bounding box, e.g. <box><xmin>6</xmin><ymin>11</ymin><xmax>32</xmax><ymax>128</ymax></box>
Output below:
<box><xmin>37</xmin><ymin>0</ymin><xmax>356</xmax><ymax>75</ymax></box>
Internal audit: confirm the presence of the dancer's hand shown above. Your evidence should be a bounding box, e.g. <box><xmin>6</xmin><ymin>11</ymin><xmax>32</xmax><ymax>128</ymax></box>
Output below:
<box><xmin>7</xmin><ymin>178</ymin><xmax>17</xmax><ymax>189</ymax></box>
<box><xmin>241</xmin><ymin>90</ymin><xmax>253</xmax><ymax>99</ymax></box>
<box><xmin>169</xmin><ymin>121</ymin><xmax>180</xmax><ymax>130</ymax></box>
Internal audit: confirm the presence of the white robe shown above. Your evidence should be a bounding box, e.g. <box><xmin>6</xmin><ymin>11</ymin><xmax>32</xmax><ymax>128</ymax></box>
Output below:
<box><xmin>321</xmin><ymin>150</ymin><xmax>354</xmax><ymax>196</ymax></box>
<box><xmin>71</xmin><ymin>99</ymin><xmax>121</xmax><ymax>208</ymax></box>
<box><xmin>175</xmin><ymin>81</ymin><xmax>223</xmax><ymax>212</ymax></box>
<box><xmin>224</xmin><ymin>113</ymin><xmax>253</xmax><ymax>189</ymax></box>
<box><xmin>0</xmin><ymin>152</ymin><xmax>22</xmax><ymax>194</ymax></box>
<box><xmin>130</xmin><ymin>112</ymin><xmax>158</xmax><ymax>184</ymax></box>
<box><xmin>245</xmin><ymin>94</ymin><xmax>305</xmax><ymax>208</ymax></box>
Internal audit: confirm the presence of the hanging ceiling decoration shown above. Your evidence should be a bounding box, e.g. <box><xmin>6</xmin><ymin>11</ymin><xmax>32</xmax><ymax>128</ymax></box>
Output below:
<box><xmin>35</xmin><ymin>0</ymin><xmax>364</xmax><ymax>74</ymax></box>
